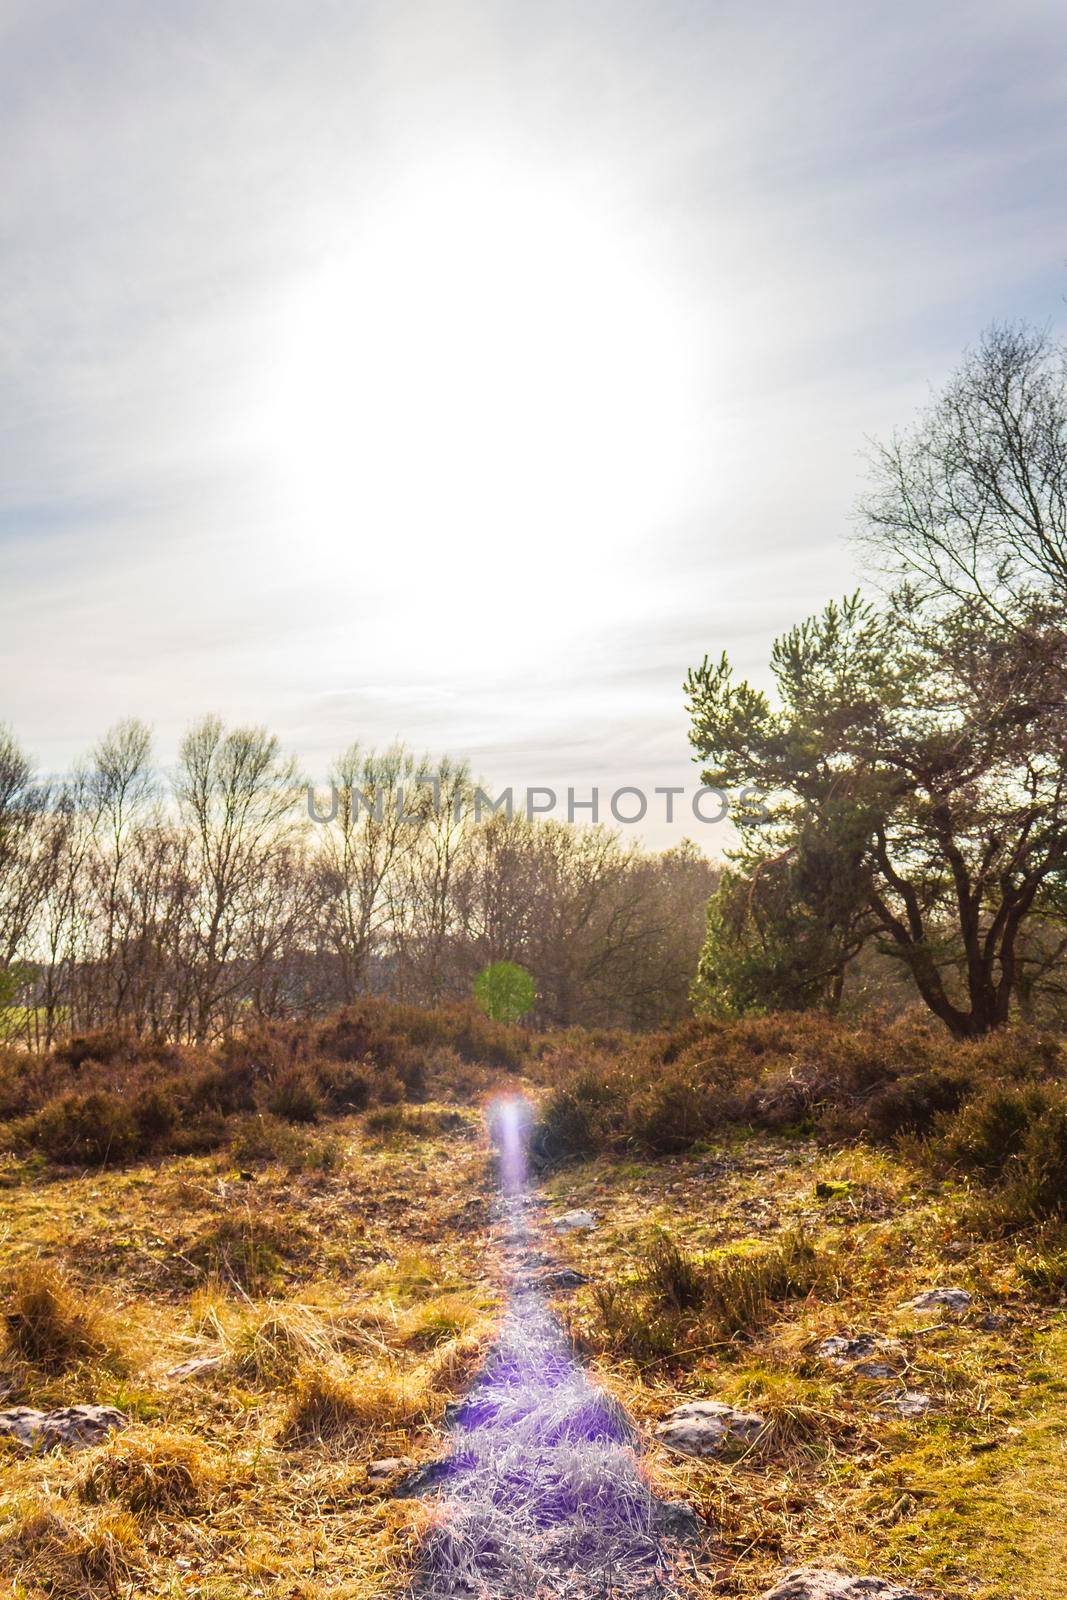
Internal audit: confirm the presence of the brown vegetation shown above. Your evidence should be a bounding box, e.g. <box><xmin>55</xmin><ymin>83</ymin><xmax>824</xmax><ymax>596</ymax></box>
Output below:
<box><xmin>3</xmin><ymin>1262</ymin><xmax>124</xmax><ymax>1374</ymax></box>
<box><xmin>529</xmin><ymin>1010</ymin><xmax>1067</xmax><ymax>1226</ymax></box>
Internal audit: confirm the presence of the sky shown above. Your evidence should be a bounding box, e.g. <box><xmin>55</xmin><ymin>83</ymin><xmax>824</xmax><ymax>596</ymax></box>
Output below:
<box><xmin>2</xmin><ymin>0</ymin><xmax>1065</xmax><ymax>851</ymax></box>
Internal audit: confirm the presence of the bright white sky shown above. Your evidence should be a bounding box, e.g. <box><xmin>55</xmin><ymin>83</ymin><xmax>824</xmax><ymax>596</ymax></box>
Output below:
<box><xmin>2</xmin><ymin>0</ymin><xmax>1065</xmax><ymax>850</ymax></box>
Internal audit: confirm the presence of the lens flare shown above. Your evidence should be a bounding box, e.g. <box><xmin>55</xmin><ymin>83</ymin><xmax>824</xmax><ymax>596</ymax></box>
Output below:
<box><xmin>486</xmin><ymin>1095</ymin><xmax>533</xmax><ymax>1194</ymax></box>
<box><xmin>406</xmin><ymin>1096</ymin><xmax>694</xmax><ymax>1593</ymax></box>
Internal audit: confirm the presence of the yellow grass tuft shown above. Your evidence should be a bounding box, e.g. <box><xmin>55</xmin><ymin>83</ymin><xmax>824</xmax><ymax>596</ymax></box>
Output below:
<box><xmin>78</xmin><ymin>1429</ymin><xmax>222</xmax><ymax>1516</ymax></box>
<box><xmin>395</xmin><ymin>1292</ymin><xmax>483</xmax><ymax>1348</ymax></box>
<box><xmin>727</xmin><ymin>1368</ymin><xmax>857</xmax><ymax>1461</ymax></box>
<box><xmin>2</xmin><ymin>1262</ymin><xmax>124</xmax><ymax>1374</ymax></box>
<box><xmin>278</xmin><ymin>1359</ymin><xmax>430</xmax><ymax>1446</ymax></box>
<box><xmin>230</xmin><ymin>1302</ymin><xmax>337</xmax><ymax>1384</ymax></box>
<box><xmin>0</xmin><ymin>1504</ymin><xmax>144</xmax><ymax>1598</ymax></box>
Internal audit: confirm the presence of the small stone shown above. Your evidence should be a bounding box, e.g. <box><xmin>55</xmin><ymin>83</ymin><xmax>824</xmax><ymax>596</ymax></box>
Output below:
<box><xmin>166</xmin><ymin>1354</ymin><xmax>224</xmax><ymax>1380</ymax></box>
<box><xmin>553</xmin><ymin>1209</ymin><xmax>597</xmax><ymax>1233</ymax></box>
<box><xmin>881</xmin><ymin>1389</ymin><xmax>932</xmax><ymax>1418</ymax></box>
<box><xmin>652</xmin><ymin>1499</ymin><xmax>702</xmax><ymax>1539</ymax></box>
<box><xmin>758</xmin><ymin>1569</ymin><xmax>928</xmax><ymax>1600</ymax></box>
<box><xmin>529</xmin><ymin>1266</ymin><xmax>590</xmax><ymax>1290</ymax></box>
<box><xmin>904</xmin><ymin>1287</ymin><xmax>972</xmax><ymax>1314</ymax></box>
<box><xmin>367</xmin><ymin>1455</ymin><xmax>415</xmax><ymax>1480</ymax></box>
<box><xmin>818</xmin><ymin>1334</ymin><xmax>894</xmax><ymax>1365</ymax></box>
<box><xmin>656</xmin><ymin>1399</ymin><xmax>765</xmax><ymax>1459</ymax></box>
<box><xmin>393</xmin><ymin>1455</ymin><xmax>470</xmax><ymax>1497</ymax></box>
<box><xmin>0</xmin><ymin>1404</ymin><xmax>128</xmax><ymax>1452</ymax></box>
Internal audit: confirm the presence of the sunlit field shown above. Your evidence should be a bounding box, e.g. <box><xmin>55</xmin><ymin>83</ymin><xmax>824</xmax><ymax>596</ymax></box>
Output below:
<box><xmin>2</xmin><ymin>1005</ymin><xmax>1066</xmax><ymax>1598</ymax></box>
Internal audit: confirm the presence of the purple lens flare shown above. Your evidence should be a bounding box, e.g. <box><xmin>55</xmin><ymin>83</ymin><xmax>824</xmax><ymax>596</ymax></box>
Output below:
<box><xmin>412</xmin><ymin>1098</ymin><xmax>695</xmax><ymax>1596</ymax></box>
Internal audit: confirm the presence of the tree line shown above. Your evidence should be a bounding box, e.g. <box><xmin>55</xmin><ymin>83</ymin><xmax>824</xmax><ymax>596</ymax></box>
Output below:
<box><xmin>0</xmin><ymin>720</ymin><xmax>716</xmax><ymax>1046</ymax></box>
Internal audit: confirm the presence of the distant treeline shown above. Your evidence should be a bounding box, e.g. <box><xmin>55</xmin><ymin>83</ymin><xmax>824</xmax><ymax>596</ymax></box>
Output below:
<box><xmin>0</xmin><ymin>719</ymin><xmax>716</xmax><ymax>1047</ymax></box>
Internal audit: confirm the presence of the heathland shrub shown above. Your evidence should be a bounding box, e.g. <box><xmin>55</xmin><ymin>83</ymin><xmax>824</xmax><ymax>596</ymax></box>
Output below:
<box><xmin>187</xmin><ymin>1065</ymin><xmax>258</xmax><ymax>1117</ymax></box>
<box><xmin>316</xmin><ymin>1060</ymin><xmax>373</xmax><ymax>1111</ymax></box>
<box><xmin>0</xmin><ymin>1047</ymin><xmax>53</xmax><ymax>1121</ymax></box>
<box><xmin>929</xmin><ymin>1085</ymin><xmax>1057</xmax><ymax>1177</ymax></box>
<box><xmin>628</xmin><ymin>1075</ymin><xmax>719</xmax><ymax>1154</ymax></box>
<box><xmin>130</xmin><ymin>1087</ymin><xmax>178</xmax><ymax>1143</ymax></box>
<box><xmin>0</xmin><ymin>1005</ymin><xmax>441</xmax><ymax>1168</ymax></box>
<box><xmin>52</xmin><ymin>1030</ymin><xmax>137</xmax><ymax>1070</ymax></box>
<box><xmin>15</xmin><ymin>1092</ymin><xmax>141</xmax><ymax>1165</ymax></box>
<box><xmin>265</xmin><ymin>1069</ymin><xmax>321</xmax><ymax>1123</ymax></box>
<box><xmin>985</xmin><ymin>1099</ymin><xmax>1067</xmax><ymax>1228</ymax></box>
<box><xmin>529</xmin><ymin>1068</ymin><xmax>624</xmax><ymax>1167</ymax></box>
<box><xmin>857</xmin><ymin>1066</ymin><xmax>972</xmax><ymax>1139</ymax></box>
<box><xmin>529</xmin><ymin>1012</ymin><xmax>1066</xmax><ymax>1190</ymax></box>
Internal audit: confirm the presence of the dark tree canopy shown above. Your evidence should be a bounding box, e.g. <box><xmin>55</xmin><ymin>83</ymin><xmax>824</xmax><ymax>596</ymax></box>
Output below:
<box><xmin>687</xmin><ymin>591</ymin><xmax>1067</xmax><ymax>1036</ymax></box>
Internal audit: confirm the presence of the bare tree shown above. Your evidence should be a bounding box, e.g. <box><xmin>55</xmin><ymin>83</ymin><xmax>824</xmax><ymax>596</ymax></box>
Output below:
<box><xmin>860</xmin><ymin>323</ymin><xmax>1067</xmax><ymax>618</ymax></box>
<box><xmin>317</xmin><ymin>744</ymin><xmax>430</xmax><ymax>1001</ymax></box>
<box><xmin>0</xmin><ymin>727</ymin><xmax>49</xmax><ymax>978</ymax></box>
<box><xmin>395</xmin><ymin>757</ymin><xmax>473</xmax><ymax>1003</ymax></box>
<box><xmin>1</xmin><ymin>714</ymin><xmax>720</xmax><ymax>1042</ymax></box>
<box><xmin>176</xmin><ymin>717</ymin><xmax>301</xmax><ymax>1041</ymax></box>
<box><xmin>84</xmin><ymin>719</ymin><xmax>156</xmax><ymax>1025</ymax></box>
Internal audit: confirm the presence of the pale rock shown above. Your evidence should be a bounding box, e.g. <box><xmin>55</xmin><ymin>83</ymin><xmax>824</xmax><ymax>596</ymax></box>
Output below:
<box><xmin>817</xmin><ymin>1334</ymin><xmax>901</xmax><ymax>1379</ymax></box>
<box><xmin>553</xmin><ymin>1209</ymin><xmax>597</xmax><ymax>1233</ymax></box>
<box><xmin>0</xmin><ymin>1404</ymin><xmax>128</xmax><ymax>1452</ymax></box>
<box><xmin>529</xmin><ymin>1266</ymin><xmax>589</xmax><ymax>1290</ymax></box>
<box><xmin>367</xmin><ymin>1456</ymin><xmax>416</xmax><ymax>1480</ymax></box>
<box><xmin>881</xmin><ymin>1389</ymin><xmax>933</xmax><ymax>1418</ymax></box>
<box><xmin>904</xmin><ymin>1287</ymin><xmax>971</xmax><ymax>1314</ymax></box>
<box><xmin>656</xmin><ymin>1399</ymin><xmax>765</xmax><ymax>1458</ymax></box>
<box><xmin>166</xmin><ymin>1354</ymin><xmax>224</xmax><ymax>1380</ymax></box>
<box><xmin>758</xmin><ymin>1568</ymin><xmax>928</xmax><ymax>1599</ymax></box>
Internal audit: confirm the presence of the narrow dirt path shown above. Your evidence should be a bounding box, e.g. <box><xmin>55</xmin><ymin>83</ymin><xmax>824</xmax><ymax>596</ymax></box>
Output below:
<box><xmin>406</xmin><ymin>1099</ymin><xmax>699</xmax><ymax>1598</ymax></box>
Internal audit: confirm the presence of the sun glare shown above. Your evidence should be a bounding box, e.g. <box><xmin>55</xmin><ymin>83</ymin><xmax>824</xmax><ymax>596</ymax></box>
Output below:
<box><xmin>257</xmin><ymin>155</ymin><xmax>699</xmax><ymax>661</ymax></box>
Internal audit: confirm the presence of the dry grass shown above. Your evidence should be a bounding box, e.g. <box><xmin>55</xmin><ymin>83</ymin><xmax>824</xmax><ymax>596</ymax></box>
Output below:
<box><xmin>0</xmin><ymin>1504</ymin><xmax>144</xmax><ymax>1598</ymax></box>
<box><xmin>2</xmin><ymin>1007</ymin><xmax>1066</xmax><ymax>1599</ymax></box>
<box><xmin>0</xmin><ymin>1097</ymin><xmax>500</xmax><ymax>1600</ymax></box>
<box><xmin>544</xmin><ymin>1133</ymin><xmax>1067</xmax><ymax>1599</ymax></box>
<box><xmin>699</xmin><ymin>1231</ymin><xmax>823</xmax><ymax>1339</ymax></box>
<box><xmin>183</xmin><ymin>1208</ymin><xmax>308</xmax><ymax>1291</ymax></box>
<box><xmin>229</xmin><ymin>1302</ymin><xmax>338</xmax><ymax>1384</ymax></box>
<box><xmin>278</xmin><ymin>1358</ymin><xmax>430</xmax><ymax>1446</ymax></box>
<box><xmin>78</xmin><ymin>1428</ymin><xmax>223</xmax><ymax>1515</ymax></box>
<box><xmin>2</xmin><ymin>1262</ymin><xmax>125</xmax><ymax>1374</ymax></box>
<box><xmin>725</xmin><ymin>1368</ymin><xmax>860</xmax><ymax>1460</ymax></box>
